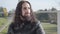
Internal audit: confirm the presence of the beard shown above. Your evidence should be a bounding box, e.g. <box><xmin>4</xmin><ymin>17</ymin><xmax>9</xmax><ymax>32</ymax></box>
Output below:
<box><xmin>22</xmin><ymin>15</ymin><xmax>32</xmax><ymax>22</ymax></box>
<box><xmin>25</xmin><ymin>16</ymin><xmax>31</xmax><ymax>21</ymax></box>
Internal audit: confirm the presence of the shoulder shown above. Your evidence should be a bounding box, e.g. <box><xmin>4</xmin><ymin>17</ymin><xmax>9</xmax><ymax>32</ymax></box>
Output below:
<box><xmin>33</xmin><ymin>20</ymin><xmax>41</xmax><ymax>28</ymax></box>
<box><xmin>36</xmin><ymin>20</ymin><xmax>41</xmax><ymax>25</ymax></box>
<box><xmin>35</xmin><ymin>20</ymin><xmax>43</xmax><ymax>29</ymax></box>
<box><xmin>8</xmin><ymin>22</ymin><xmax>14</xmax><ymax>28</ymax></box>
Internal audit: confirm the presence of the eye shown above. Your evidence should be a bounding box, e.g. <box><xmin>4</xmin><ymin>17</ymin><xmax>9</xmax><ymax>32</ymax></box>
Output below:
<box><xmin>23</xmin><ymin>7</ymin><xmax>30</xmax><ymax>10</ymax></box>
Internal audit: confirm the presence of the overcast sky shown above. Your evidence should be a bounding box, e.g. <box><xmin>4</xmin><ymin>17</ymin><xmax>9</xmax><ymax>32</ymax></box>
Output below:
<box><xmin>0</xmin><ymin>0</ymin><xmax>60</xmax><ymax>12</ymax></box>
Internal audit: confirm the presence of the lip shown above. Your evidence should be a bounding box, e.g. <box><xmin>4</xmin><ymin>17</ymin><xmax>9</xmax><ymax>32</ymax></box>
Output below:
<box><xmin>25</xmin><ymin>13</ymin><xmax>30</xmax><ymax>15</ymax></box>
<box><xmin>25</xmin><ymin>13</ymin><xmax>30</xmax><ymax>14</ymax></box>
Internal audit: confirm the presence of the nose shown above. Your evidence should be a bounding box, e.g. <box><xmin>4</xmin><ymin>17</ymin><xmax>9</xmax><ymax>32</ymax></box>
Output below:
<box><xmin>26</xmin><ymin>9</ymin><xmax>30</xmax><ymax>14</ymax></box>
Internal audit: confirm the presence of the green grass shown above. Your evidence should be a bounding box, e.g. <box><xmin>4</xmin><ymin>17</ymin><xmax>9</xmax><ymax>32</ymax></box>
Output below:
<box><xmin>0</xmin><ymin>26</ymin><xmax>8</xmax><ymax>34</ymax></box>
<box><xmin>0</xmin><ymin>18</ymin><xmax>7</xmax><ymax>27</ymax></box>
<box><xmin>0</xmin><ymin>17</ymin><xmax>8</xmax><ymax>34</ymax></box>
<box><xmin>41</xmin><ymin>23</ymin><xmax>57</xmax><ymax>34</ymax></box>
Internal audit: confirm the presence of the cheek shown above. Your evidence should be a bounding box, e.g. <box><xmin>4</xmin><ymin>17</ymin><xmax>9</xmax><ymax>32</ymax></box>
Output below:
<box><xmin>29</xmin><ymin>10</ymin><xmax>30</xmax><ymax>13</ymax></box>
<box><xmin>22</xmin><ymin>10</ymin><xmax>25</xmax><ymax>16</ymax></box>
<box><xmin>28</xmin><ymin>9</ymin><xmax>31</xmax><ymax>14</ymax></box>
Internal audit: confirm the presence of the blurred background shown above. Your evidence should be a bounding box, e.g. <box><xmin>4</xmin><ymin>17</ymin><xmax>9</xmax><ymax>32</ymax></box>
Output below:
<box><xmin>0</xmin><ymin>0</ymin><xmax>59</xmax><ymax>34</ymax></box>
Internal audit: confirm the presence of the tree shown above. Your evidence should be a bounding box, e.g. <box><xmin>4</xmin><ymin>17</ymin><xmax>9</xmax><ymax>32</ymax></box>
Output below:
<box><xmin>3</xmin><ymin>8</ymin><xmax>8</xmax><ymax>17</ymax></box>
<box><xmin>51</xmin><ymin>7</ymin><xmax>57</xmax><ymax>11</ymax></box>
<box><xmin>8</xmin><ymin>9</ymin><xmax>15</xmax><ymax>16</ymax></box>
<box><xmin>0</xmin><ymin>7</ymin><xmax>3</xmax><ymax>12</ymax></box>
<box><xmin>44</xmin><ymin>9</ymin><xmax>47</xmax><ymax>11</ymax></box>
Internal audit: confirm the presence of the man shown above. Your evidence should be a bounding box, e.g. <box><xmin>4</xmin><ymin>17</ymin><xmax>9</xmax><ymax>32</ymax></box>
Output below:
<box><xmin>7</xmin><ymin>1</ymin><xmax>45</xmax><ymax>34</ymax></box>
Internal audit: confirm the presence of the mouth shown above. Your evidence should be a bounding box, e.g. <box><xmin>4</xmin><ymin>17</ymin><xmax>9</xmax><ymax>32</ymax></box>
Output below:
<box><xmin>25</xmin><ymin>13</ymin><xmax>30</xmax><ymax>16</ymax></box>
<box><xmin>25</xmin><ymin>13</ymin><xmax>30</xmax><ymax>14</ymax></box>
<box><xmin>25</xmin><ymin>13</ymin><xmax>30</xmax><ymax>15</ymax></box>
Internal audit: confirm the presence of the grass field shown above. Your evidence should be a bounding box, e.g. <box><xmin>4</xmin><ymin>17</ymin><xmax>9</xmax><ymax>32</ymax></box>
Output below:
<box><xmin>0</xmin><ymin>22</ymin><xmax>57</xmax><ymax>34</ymax></box>
<box><xmin>41</xmin><ymin>23</ymin><xmax>57</xmax><ymax>34</ymax></box>
<box><xmin>0</xmin><ymin>18</ymin><xmax>7</xmax><ymax>27</ymax></box>
<box><xmin>0</xmin><ymin>26</ymin><xmax>8</xmax><ymax>34</ymax></box>
<box><xmin>0</xmin><ymin>17</ymin><xmax>8</xmax><ymax>34</ymax></box>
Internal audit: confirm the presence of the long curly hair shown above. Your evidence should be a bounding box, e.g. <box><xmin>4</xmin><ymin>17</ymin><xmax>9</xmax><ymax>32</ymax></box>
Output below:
<box><xmin>13</xmin><ymin>1</ymin><xmax>37</xmax><ymax>24</ymax></box>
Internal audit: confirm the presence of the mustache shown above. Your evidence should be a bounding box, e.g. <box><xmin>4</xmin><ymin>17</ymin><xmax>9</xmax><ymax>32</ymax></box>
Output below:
<box><xmin>25</xmin><ymin>13</ymin><xmax>30</xmax><ymax>14</ymax></box>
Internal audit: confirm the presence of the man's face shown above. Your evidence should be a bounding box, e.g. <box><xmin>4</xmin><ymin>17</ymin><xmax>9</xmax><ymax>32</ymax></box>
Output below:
<box><xmin>22</xmin><ymin>2</ymin><xmax>31</xmax><ymax>17</ymax></box>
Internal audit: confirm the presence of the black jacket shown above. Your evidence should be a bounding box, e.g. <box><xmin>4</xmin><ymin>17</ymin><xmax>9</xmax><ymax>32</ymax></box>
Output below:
<box><xmin>7</xmin><ymin>21</ymin><xmax>45</xmax><ymax>34</ymax></box>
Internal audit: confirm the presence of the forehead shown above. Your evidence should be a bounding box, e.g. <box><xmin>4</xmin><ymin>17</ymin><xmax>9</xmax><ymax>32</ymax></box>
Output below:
<box><xmin>22</xmin><ymin>2</ymin><xmax>30</xmax><ymax>7</ymax></box>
